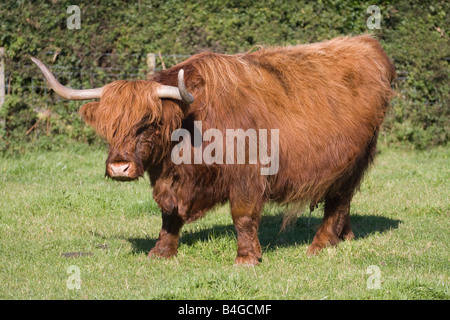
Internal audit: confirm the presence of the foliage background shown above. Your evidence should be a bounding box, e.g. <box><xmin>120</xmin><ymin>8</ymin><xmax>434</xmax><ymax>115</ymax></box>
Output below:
<box><xmin>0</xmin><ymin>0</ymin><xmax>448</xmax><ymax>153</ymax></box>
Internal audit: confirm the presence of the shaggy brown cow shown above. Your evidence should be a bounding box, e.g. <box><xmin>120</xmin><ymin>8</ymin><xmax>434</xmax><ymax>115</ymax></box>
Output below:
<box><xmin>32</xmin><ymin>35</ymin><xmax>396</xmax><ymax>265</ymax></box>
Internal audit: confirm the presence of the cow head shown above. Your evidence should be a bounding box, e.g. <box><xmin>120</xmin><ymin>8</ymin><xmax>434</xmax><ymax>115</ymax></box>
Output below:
<box><xmin>31</xmin><ymin>57</ymin><xmax>194</xmax><ymax>181</ymax></box>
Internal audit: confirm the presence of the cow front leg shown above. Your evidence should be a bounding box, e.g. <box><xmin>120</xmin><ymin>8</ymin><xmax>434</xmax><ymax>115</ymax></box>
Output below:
<box><xmin>231</xmin><ymin>202</ymin><xmax>263</xmax><ymax>266</ymax></box>
<box><xmin>148</xmin><ymin>211</ymin><xmax>184</xmax><ymax>259</ymax></box>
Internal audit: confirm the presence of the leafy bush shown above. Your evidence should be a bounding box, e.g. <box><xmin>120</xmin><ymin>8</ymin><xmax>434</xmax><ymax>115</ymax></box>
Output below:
<box><xmin>0</xmin><ymin>95</ymin><xmax>38</xmax><ymax>154</ymax></box>
<box><xmin>0</xmin><ymin>95</ymin><xmax>102</xmax><ymax>155</ymax></box>
<box><xmin>0</xmin><ymin>0</ymin><xmax>448</xmax><ymax>153</ymax></box>
<box><xmin>381</xmin><ymin>0</ymin><xmax>449</xmax><ymax>148</ymax></box>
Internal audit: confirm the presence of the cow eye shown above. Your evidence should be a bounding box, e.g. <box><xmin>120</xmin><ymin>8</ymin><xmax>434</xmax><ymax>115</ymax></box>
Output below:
<box><xmin>136</xmin><ymin>125</ymin><xmax>149</xmax><ymax>136</ymax></box>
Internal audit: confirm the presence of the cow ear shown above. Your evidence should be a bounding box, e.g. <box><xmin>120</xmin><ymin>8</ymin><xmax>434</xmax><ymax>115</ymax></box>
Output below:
<box><xmin>79</xmin><ymin>101</ymin><xmax>100</xmax><ymax>127</ymax></box>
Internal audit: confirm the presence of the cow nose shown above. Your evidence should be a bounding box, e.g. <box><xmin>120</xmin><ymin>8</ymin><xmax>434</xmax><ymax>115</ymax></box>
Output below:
<box><xmin>109</xmin><ymin>162</ymin><xmax>131</xmax><ymax>178</ymax></box>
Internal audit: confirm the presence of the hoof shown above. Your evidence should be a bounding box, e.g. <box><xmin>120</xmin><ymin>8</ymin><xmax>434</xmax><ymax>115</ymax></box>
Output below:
<box><xmin>234</xmin><ymin>255</ymin><xmax>260</xmax><ymax>266</ymax></box>
<box><xmin>306</xmin><ymin>243</ymin><xmax>325</xmax><ymax>257</ymax></box>
<box><xmin>147</xmin><ymin>246</ymin><xmax>177</xmax><ymax>259</ymax></box>
<box><xmin>340</xmin><ymin>231</ymin><xmax>355</xmax><ymax>241</ymax></box>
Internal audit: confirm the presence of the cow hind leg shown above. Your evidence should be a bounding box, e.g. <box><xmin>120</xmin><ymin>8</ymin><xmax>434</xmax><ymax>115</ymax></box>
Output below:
<box><xmin>307</xmin><ymin>132</ymin><xmax>379</xmax><ymax>256</ymax></box>
<box><xmin>231</xmin><ymin>201</ymin><xmax>263</xmax><ymax>266</ymax></box>
<box><xmin>307</xmin><ymin>193</ymin><xmax>353</xmax><ymax>256</ymax></box>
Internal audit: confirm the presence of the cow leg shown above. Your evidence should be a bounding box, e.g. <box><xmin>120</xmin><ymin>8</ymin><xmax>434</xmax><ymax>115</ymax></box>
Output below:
<box><xmin>307</xmin><ymin>193</ymin><xmax>353</xmax><ymax>256</ymax></box>
<box><xmin>339</xmin><ymin>212</ymin><xmax>355</xmax><ymax>241</ymax></box>
<box><xmin>148</xmin><ymin>211</ymin><xmax>184</xmax><ymax>259</ymax></box>
<box><xmin>231</xmin><ymin>201</ymin><xmax>263</xmax><ymax>266</ymax></box>
<box><xmin>307</xmin><ymin>132</ymin><xmax>379</xmax><ymax>256</ymax></box>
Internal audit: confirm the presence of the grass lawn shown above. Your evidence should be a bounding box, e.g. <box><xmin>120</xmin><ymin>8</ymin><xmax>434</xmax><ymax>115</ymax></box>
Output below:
<box><xmin>0</xmin><ymin>143</ymin><xmax>448</xmax><ymax>300</ymax></box>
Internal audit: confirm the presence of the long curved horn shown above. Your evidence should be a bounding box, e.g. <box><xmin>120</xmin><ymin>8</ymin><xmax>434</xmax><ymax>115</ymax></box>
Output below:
<box><xmin>156</xmin><ymin>69</ymin><xmax>194</xmax><ymax>104</ymax></box>
<box><xmin>31</xmin><ymin>57</ymin><xmax>104</xmax><ymax>100</ymax></box>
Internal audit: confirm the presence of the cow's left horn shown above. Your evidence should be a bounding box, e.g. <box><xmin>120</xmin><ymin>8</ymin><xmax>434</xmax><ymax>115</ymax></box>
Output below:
<box><xmin>31</xmin><ymin>57</ymin><xmax>104</xmax><ymax>100</ymax></box>
<box><xmin>156</xmin><ymin>69</ymin><xmax>194</xmax><ymax>104</ymax></box>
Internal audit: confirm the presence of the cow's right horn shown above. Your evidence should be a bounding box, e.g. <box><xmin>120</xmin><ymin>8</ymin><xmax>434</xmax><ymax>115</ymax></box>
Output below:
<box><xmin>31</xmin><ymin>57</ymin><xmax>104</xmax><ymax>100</ymax></box>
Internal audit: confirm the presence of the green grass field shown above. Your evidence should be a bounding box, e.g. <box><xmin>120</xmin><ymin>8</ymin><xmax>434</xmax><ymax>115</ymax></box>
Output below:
<box><xmin>0</xmin><ymin>143</ymin><xmax>448</xmax><ymax>300</ymax></box>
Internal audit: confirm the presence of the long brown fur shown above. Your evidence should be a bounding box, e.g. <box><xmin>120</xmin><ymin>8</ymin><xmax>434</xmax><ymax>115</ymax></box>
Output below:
<box><xmin>79</xmin><ymin>34</ymin><xmax>396</xmax><ymax>264</ymax></box>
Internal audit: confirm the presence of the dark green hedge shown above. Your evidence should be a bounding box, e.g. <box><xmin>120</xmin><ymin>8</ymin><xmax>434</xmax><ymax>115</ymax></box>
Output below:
<box><xmin>0</xmin><ymin>0</ymin><xmax>448</xmax><ymax>153</ymax></box>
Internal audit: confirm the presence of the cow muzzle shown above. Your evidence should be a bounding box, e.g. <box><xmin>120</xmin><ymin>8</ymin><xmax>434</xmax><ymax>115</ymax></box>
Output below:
<box><xmin>107</xmin><ymin>162</ymin><xmax>134</xmax><ymax>181</ymax></box>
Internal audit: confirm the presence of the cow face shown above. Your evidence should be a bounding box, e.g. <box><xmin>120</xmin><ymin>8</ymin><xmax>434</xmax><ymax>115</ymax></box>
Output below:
<box><xmin>79</xmin><ymin>81</ymin><xmax>166</xmax><ymax>181</ymax></box>
<box><xmin>104</xmin><ymin>124</ymin><xmax>160</xmax><ymax>181</ymax></box>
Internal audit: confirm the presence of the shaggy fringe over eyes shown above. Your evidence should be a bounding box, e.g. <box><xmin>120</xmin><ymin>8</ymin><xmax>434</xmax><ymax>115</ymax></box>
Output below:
<box><xmin>92</xmin><ymin>80</ymin><xmax>163</xmax><ymax>145</ymax></box>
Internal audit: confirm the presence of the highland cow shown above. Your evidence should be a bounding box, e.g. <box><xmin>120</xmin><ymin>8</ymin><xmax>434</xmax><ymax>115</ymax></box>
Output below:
<box><xmin>32</xmin><ymin>35</ymin><xmax>396</xmax><ymax>265</ymax></box>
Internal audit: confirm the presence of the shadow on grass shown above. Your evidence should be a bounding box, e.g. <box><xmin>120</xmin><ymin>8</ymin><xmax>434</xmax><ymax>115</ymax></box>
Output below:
<box><xmin>128</xmin><ymin>213</ymin><xmax>402</xmax><ymax>254</ymax></box>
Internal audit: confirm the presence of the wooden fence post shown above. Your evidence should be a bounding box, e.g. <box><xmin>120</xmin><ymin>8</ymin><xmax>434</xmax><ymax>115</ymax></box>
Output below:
<box><xmin>147</xmin><ymin>53</ymin><xmax>156</xmax><ymax>75</ymax></box>
<box><xmin>0</xmin><ymin>47</ymin><xmax>5</xmax><ymax>110</ymax></box>
<box><xmin>158</xmin><ymin>51</ymin><xmax>166</xmax><ymax>70</ymax></box>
